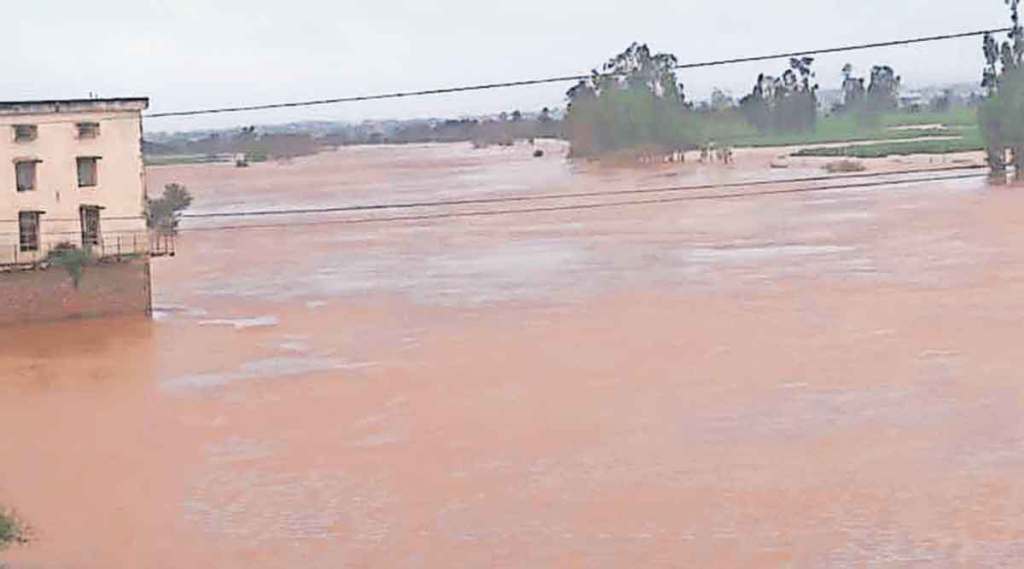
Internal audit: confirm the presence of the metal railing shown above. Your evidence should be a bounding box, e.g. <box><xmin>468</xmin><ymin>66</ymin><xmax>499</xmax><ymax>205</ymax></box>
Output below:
<box><xmin>0</xmin><ymin>231</ymin><xmax>175</xmax><ymax>268</ymax></box>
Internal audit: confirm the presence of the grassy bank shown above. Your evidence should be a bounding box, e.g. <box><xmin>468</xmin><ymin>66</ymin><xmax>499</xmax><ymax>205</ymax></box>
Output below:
<box><xmin>791</xmin><ymin>127</ymin><xmax>984</xmax><ymax>158</ymax></box>
<box><xmin>875</xmin><ymin>107</ymin><xmax>978</xmax><ymax>128</ymax></box>
<box><xmin>792</xmin><ymin>138</ymin><xmax>984</xmax><ymax>158</ymax></box>
<box><xmin>767</xmin><ymin>108</ymin><xmax>986</xmax><ymax>158</ymax></box>
<box><xmin>144</xmin><ymin>154</ymin><xmax>231</xmax><ymax>167</ymax></box>
<box><xmin>701</xmin><ymin>109</ymin><xmax>978</xmax><ymax>149</ymax></box>
<box><xmin>144</xmin><ymin>153</ymin><xmax>272</xmax><ymax>167</ymax></box>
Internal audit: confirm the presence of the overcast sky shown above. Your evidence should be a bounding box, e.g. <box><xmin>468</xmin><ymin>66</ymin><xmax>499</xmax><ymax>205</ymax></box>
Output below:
<box><xmin>3</xmin><ymin>0</ymin><xmax>1010</xmax><ymax>131</ymax></box>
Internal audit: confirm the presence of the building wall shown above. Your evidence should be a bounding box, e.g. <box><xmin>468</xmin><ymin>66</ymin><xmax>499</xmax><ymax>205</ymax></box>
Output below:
<box><xmin>0</xmin><ymin>103</ymin><xmax>149</xmax><ymax>265</ymax></box>
<box><xmin>0</xmin><ymin>258</ymin><xmax>151</xmax><ymax>325</ymax></box>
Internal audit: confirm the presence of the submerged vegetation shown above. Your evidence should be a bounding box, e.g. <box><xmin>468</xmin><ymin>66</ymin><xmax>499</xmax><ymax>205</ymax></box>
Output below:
<box><xmin>0</xmin><ymin>508</ymin><xmax>29</xmax><ymax>550</ymax></box>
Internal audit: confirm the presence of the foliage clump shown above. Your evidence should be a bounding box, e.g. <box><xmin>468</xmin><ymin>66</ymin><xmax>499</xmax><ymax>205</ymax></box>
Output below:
<box><xmin>739</xmin><ymin>58</ymin><xmax>819</xmax><ymax>134</ymax></box>
<box><xmin>146</xmin><ymin>183</ymin><xmax>193</xmax><ymax>234</ymax></box>
<box><xmin>46</xmin><ymin>242</ymin><xmax>93</xmax><ymax>289</ymax></box>
<box><xmin>564</xmin><ymin>43</ymin><xmax>698</xmax><ymax>157</ymax></box>
<box><xmin>980</xmin><ymin>0</ymin><xmax>1024</xmax><ymax>180</ymax></box>
<box><xmin>0</xmin><ymin>508</ymin><xmax>29</xmax><ymax>550</ymax></box>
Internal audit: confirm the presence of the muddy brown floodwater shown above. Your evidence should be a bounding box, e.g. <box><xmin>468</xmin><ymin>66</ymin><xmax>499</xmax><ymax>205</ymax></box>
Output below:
<box><xmin>4</xmin><ymin>141</ymin><xmax>1024</xmax><ymax>567</ymax></box>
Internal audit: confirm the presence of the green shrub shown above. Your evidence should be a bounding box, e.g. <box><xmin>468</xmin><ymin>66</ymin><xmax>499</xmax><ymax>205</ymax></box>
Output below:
<box><xmin>566</xmin><ymin>86</ymin><xmax>700</xmax><ymax>157</ymax></box>
<box><xmin>146</xmin><ymin>183</ymin><xmax>193</xmax><ymax>234</ymax></box>
<box><xmin>46</xmin><ymin>243</ymin><xmax>93</xmax><ymax>289</ymax></box>
<box><xmin>0</xmin><ymin>508</ymin><xmax>29</xmax><ymax>550</ymax></box>
<box><xmin>792</xmin><ymin>134</ymin><xmax>985</xmax><ymax>158</ymax></box>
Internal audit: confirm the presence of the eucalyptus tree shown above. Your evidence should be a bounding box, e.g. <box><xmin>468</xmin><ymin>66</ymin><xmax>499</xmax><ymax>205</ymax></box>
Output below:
<box><xmin>565</xmin><ymin>43</ymin><xmax>695</xmax><ymax>157</ymax></box>
<box><xmin>981</xmin><ymin>0</ymin><xmax>1024</xmax><ymax>179</ymax></box>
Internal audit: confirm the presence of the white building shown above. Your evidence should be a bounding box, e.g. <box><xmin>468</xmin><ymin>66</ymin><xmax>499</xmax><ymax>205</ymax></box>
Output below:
<box><xmin>0</xmin><ymin>98</ymin><xmax>152</xmax><ymax>265</ymax></box>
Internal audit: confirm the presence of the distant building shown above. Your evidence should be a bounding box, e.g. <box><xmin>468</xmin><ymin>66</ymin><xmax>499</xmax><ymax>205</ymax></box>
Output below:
<box><xmin>899</xmin><ymin>92</ymin><xmax>927</xmax><ymax>112</ymax></box>
<box><xmin>0</xmin><ymin>98</ymin><xmax>165</xmax><ymax>324</ymax></box>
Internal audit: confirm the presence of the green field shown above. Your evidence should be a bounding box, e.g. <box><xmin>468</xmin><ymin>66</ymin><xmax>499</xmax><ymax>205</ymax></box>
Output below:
<box><xmin>690</xmin><ymin>108</ymin><xmax>980</xmax><ymax>153</ymax></box>
<box><xmin>144</xmin><ymin>154</ymin><xmax>232</xmax><ymax>167</ymax></box>
<box><xmin>875</xmin><ymin>108</ymin><xmax>978</xmax><ymax>128</ymax></box>
<box><xmin>791</xmin><ymin>135</ymin><xmax>985</xmax><ymax>158</ymax></box>
<box><xmin>773</xmin><ymin>109</ymin><xmax>987</xmax><ymax>158</ymax></box>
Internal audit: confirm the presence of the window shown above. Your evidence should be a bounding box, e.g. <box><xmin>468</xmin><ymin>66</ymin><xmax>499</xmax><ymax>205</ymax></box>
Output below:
<box><xmin>77</xmin><ymin>122</ymin><xmax>100</xmax><ymax>139</ymax></box>
<box><xmin>18</xmin><ymin>212</ymin><xmax>40</xmax><ymax>252</ymax></box>
<box><xmin>77</xmin><ymin>157</ymin><xmax>99</xmax><ymax>188</ymax></box>
<box><xmin>15</xmin><ymin>160</ymin><xmax>38</xmax><ymax>192</ymax></box>
<box><xmin>13</xmin><ymin>125</ymin><xmax>37</xmax><ymax>142</ymax></box>
<box><xmin>80</xmin><ymin>206</ymin><xmax>101</xmax><ymax>247</ymax></box>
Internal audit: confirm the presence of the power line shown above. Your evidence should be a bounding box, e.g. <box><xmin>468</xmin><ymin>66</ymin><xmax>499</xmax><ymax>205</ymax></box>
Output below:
<box><xmin>179</xmin><ymin>164</ymin><xmax>987</xmax><ymax>220</ymax></box>
<box><xmin>177</xmin><ymin>170</ymin><xmax>987</xmax><ymax>234</ymax></box>
<box><xmin>673</xmin><ymin>29</ymin><xmax>1011</xmax><ymax>70</ymax></box>
<box><xmin>145</xmin><ymin>28</ymin><xmax>1009</xmax><ymax>119</ymax></box>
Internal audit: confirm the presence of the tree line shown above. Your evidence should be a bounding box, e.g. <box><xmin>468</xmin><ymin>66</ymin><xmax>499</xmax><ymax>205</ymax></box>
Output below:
<box><xmin>561</xmin><ymin>42</ymin><xmax>918</xmax><ymax>158</ymax></box>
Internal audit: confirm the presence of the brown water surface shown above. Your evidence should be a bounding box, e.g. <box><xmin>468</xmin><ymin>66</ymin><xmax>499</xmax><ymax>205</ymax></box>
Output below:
<box><xmin>4</xmin><ymin>143</ymin><xmax>1024</xmax><ymax>567</ymax></box>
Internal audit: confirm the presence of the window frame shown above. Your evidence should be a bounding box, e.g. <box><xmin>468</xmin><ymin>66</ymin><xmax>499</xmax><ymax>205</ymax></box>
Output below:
<box><xmin>79</xmin><ymin>205</ymin><xmax>103</xmax><ymax>247</ymax></box>
<box><xmin>13</xmin><ymin>124</ymin><xmax>37</xmax><ymax>143</ymax></box>
<box><xmin>15</xmin><ymin>159</ymin><xmax>40</xmax><ymax>192</ymax></box>
<box><xmin>76</xmin><ymin>156</ymin><xmax>100</xmax><ymax>188</ymax></box>
<box><xmin>18</xmin><ymin>211</ymin><xmax>42</xmax><ymax>253</ymax></box>
<box><xmin>76</xmin><ymin>122</ymin><xmax>100</xmax><ymax>140</ymax></box>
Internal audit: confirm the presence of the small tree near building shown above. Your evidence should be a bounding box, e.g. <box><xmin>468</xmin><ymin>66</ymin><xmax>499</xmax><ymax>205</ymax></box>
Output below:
<box><xmin>147</xmin><ymin>183</ymin><xmax>193</xmax><ymax>234</ymax></box>
<box><xmin>47</xmin><ymin>243</ymin><xmax>93</xmax><ymax>289</ymax></box>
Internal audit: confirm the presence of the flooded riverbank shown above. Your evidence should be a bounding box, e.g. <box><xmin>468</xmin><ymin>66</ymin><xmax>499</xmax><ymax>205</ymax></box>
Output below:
<box><xmin>4</xmin><ymin>142</ymin><xmax>1024</xmax><ymax>567</ymax></box>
